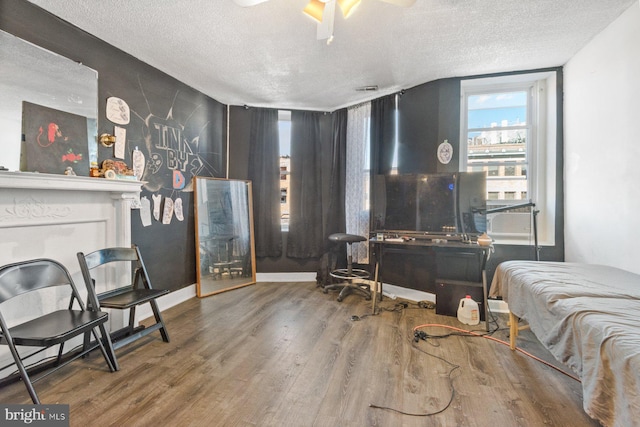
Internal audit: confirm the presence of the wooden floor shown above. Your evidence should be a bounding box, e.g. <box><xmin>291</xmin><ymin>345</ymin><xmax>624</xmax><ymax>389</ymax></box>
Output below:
<box><xmin>0</xmin><ymin>282</ymin><xmax>599</xmax><ymax>427</ymax></box>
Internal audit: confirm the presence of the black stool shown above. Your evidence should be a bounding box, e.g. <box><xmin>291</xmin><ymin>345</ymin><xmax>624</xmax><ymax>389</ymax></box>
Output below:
<box><xmin>323</xmin><ymin>233</ymin><xmax>371</xmax><ymax>302</ymax></box>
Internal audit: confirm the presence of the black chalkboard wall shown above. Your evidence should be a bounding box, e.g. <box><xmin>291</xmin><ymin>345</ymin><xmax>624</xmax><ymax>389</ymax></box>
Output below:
<box><xmin>0</xmin><ymin>0</ymin><xmax>226</xmax><ymax>291</ymax></box>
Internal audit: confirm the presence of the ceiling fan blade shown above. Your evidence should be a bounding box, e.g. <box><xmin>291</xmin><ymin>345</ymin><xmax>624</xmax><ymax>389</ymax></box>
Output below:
<box><xmin>232</xmin><ymin>0</ymin><xmax>269</xmax><ymax>7</ymax></box>
<box><xmin>316</xmin><ymin>0</ymin><xmax>335</xmax><ymax>41</ymax></box>
<box><xmin>303</xmin><ymin>0</ymin><xmax>326</xmax><ymax>23</ymax></box>
<box><xmin>378</xmin><ymin>0</ymin><xmax>416</xmax><ymax>7</ymax></box>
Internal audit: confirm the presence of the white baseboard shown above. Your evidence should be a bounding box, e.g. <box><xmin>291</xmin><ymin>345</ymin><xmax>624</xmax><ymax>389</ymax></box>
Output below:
<box><xmin>381</xmin><ymin>283</ymin><xmax>434</xmax><ymax>302</ymax></box>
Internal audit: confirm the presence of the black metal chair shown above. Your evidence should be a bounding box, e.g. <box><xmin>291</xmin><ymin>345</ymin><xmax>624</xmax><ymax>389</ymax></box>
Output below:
<box><xmin>323</xmin><ymin>233</ymin><xmax>371</xmax><ymax>302</ymax></box>
<box><xmin>77</xmin><ymin>245</ymin><xmax>170</xmax><ymax>351</ymax></box>
<box><xmin>0</xmin><ymin>258</ymin><xmax>118</xmax><ymax>404</ymax></box>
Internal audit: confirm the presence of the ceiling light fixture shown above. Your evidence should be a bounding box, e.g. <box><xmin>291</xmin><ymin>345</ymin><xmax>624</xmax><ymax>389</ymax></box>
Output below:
<box><xmin>234</xmin><ymin>0</ymin><xmax>415</xmax><ymax>42</ymax></box>
<box><xmin>303</xmin><ymin>0</ymin><xmax>326</xmax><ymax>23</ymax></box>
<box><xmin>303</xmin><ymin>0</ymin><xmax>361</xmax><ymax>23</ymax></box>
<box><xmin>337</xmin><ymin>0</ymin><xmax>362</xmax><ymax>18</ymax></box>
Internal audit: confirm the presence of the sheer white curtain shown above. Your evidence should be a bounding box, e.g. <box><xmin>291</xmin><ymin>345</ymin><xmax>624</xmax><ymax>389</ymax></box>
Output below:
<box><xmin>346</xmin><ymin>102</ymin><xmax>371</xmax><ymax>264</ymax></box>
<box><xmin>229</xmin><ymin>181</ymin><xmax>250</xmax><ymax>257</ymax></box>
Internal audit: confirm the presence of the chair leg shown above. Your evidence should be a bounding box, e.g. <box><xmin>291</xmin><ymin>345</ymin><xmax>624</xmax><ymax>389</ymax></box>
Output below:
<box><xmin>0</xmin><ymin>323</ymin><xmax>40</xmax><ymax>404</ymax></box>
<box><xmin>98</xmin><ymin>324</ymin><xmax>119</xmax><ymax>371</ymax></box>
<box><xmin>337</xmin><ymin>281</ymin><xmax>371</xmax><ymax>302</ymax></box>
<box><xmin>82</xmin><ymin>331</ymin><xmax>91</xmax><ymax>356</ymax></box>
<box><xmin>56</xmin><ymin>342</ymin><xmax>65</xmax><ymax>365</ymax></box>
<box><xmin>149</xmin><ymin>300</ymin><xmax>170</xmax><ymax>343</ymax></box>
<box><xmin>16</xmin><ymin>357</ymin><xmax>39</xmax><ymax>404</ymax></box>
<box><xmin>128</xmin><ymin>306</ymin><xmax>137</xmax><ymax>332</ymax></box>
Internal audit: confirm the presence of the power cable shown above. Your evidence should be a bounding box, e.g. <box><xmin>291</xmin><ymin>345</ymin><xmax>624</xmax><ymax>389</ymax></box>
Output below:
<box><xmin>369</xmin><ymin>333</ymin><xmax>460</xmax><ymax>417</ymax></box>
<box><xmin>369</xmin><ymin>319</ymin><xmax>580</xmax><ymax>418</ymax></box>
<box><xmin>412</xmin><ymin>323</ymin><xmax>580</xmax><ymax>382</ymax></box>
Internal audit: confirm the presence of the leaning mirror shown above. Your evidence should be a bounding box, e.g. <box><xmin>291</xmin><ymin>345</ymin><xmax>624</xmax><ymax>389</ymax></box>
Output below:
<box><xmin>0</xmin><ymin>30</ymin><xmax>98</xmax><ymax>173</ymax></box>
<box><xmin>194</xmin><ymin>177</ymin><xmax>256</xmax><ymax>297</ymax></box>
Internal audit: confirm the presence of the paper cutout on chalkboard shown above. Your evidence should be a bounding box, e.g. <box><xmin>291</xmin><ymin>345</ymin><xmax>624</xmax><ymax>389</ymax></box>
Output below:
<box><xmin>140</xmin><ymin>196</ymin><xmax>152</xmax><ymax>227</ymax></box>
<box><xmin>22</xmin><ymin>101</ymin><xmax>90</xmax><ymax>175</ymax></box>
<box><xmin>162</xmin><ymin>197</ymin><xmax>174</xmax><ymax>225</ymax></box>
<box><xmin>114</xmin><ymin>126</ymin><xmax>126</xmax><ymax>159</ymax></box>
<box><xmin>152</xmin><ymin>194</ymin><xmax>162</xmax><ymax>221</ymax></box>
<box><xmin>106</xmin><ymin>97</ymin><xmax>130</xmax><ymax>125</ymax></box>
<box><xmin>174</xmin><ymin>197</ymin><xmax>184</xmax><ymax>221</ymax></box>
<box><xmin>132</xmin><ymin>146</ymin><xmax>145</xmax><ymax>180</ymax></box>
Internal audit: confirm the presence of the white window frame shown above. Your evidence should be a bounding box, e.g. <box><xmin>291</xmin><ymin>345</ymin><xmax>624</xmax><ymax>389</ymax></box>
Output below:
<box><xmin>460</xmin><ymin>72</ymin><xmax>557</xmax><ymax>246</ymax></box>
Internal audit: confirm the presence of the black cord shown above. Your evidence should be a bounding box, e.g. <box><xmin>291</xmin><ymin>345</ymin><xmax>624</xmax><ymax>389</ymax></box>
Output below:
<box><xmin>361</xmin><ymin>301</ymin><xmax>509</xmax><ymax>416</ymax></box>
<box><xmin>350</xmin><ymin>301</ymin><xmax>408</xmax><ymax>321</ymax></box>
<box><xmin>369</xmin><ymin>335</ymin><xmax>460</xmax><ymax>417</ymax></box>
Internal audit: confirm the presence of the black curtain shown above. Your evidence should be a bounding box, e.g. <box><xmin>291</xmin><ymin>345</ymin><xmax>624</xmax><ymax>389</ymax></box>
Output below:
<box><xmin>286</xmin><ymin>110</ymin><xmax>324</xmax><ymax>259</ymax></box>
<box><xmin>369</xmin><ymin>95</ymin><xmax>396</xmax><ymax>232</ymax></box>
<box><xmin>316</xmin><ymin>109</ymin><xmax>348</xmax><ymax>285</ymax></box>
<box><xmin>248</xmin><ymin>108</ymin><xmax>282</xmax><ymax>258</ymax></box>
<box><xmin>370</xmin><ymin>94</ymin><xmax>396</xmax><ymax>176</ymax></box>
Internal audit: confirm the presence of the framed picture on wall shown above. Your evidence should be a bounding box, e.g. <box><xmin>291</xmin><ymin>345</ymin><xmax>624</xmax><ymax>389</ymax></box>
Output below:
<box><xmin>21</xmin><ymin>101</ymin><xmax>90</xmax><ymax>176</ymax></box>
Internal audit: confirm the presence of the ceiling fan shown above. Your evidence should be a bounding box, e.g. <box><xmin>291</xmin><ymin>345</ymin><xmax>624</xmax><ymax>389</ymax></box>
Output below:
<box><xmin>232</xmin><ymin>0</ymin><xmax>416</xmax><ymax>43</ymax></box>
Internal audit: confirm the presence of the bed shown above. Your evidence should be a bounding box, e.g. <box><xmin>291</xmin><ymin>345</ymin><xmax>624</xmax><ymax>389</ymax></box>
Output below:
<box><xmin>489</xmin><ymin>261</ymin><xmax>640</xmax><ymax>427</ymax></box>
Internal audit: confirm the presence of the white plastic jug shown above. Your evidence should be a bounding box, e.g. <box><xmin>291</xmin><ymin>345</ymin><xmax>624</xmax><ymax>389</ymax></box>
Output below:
<box><xmin>457</xmin><ymin>295</ymin><xmax>480</xmax><ymax>325</ymax></box>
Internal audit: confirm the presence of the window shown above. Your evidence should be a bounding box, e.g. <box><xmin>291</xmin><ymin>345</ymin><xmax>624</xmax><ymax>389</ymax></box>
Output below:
<box><xmin>346</xmin><ymin>102</ymin><xmax>372</xmax><ymax>263</ymax></box>
<box><xmin>461</xmin><ymin>72</ymin><xmax>557</xmax><ymax>245</ymax></box>
<box><xmin>278</xmin><ymin>110</ymin><xmax>291</xmax><ymax>230</ymax></box>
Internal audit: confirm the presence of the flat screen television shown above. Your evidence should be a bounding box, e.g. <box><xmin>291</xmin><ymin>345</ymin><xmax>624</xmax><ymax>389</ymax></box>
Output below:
<box><xmin>371</xmin><ymin>172</ymin><xmax>486</xmax><ymax>235</ymax></box>
<box><xmin>457</xmin><ymin>171</ymin><xmax>487</xmax><ymax>234</ymax></box>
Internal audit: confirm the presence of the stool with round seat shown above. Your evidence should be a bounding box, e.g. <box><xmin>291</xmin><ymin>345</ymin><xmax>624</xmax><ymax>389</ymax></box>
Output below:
<box><xmin>323</xmin><ymin>233</ymin><xmax>371</xmax><ymax>302</ymax></box>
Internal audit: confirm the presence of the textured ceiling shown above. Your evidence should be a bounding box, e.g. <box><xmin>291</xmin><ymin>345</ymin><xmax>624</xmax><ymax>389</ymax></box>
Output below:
<box><xmin>27</xmin><ymin>0</ymin><xmax>635</xmax><ymax>111</ymax></box>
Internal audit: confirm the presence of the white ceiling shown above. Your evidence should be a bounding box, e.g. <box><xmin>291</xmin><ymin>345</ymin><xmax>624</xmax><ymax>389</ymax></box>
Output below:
<box><xmin>28</xmin><ymin>0</ymin><xmax>635</xmax><ymax>111</ymax></box>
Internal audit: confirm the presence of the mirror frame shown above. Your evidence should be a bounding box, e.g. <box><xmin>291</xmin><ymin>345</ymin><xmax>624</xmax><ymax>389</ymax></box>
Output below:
<box><xmin>0</xmin><ymin>29</ymin><xmax>98</xmax><ymax>173</ymax></box>
<box><xmin>194</xmin><ymin>177</ymin><xmax>257</xmax><ymax>297</ymax></box>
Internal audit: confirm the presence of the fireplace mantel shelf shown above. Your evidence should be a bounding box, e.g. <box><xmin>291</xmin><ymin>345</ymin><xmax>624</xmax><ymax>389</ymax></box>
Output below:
<box><xmin>0</xmin><ymin>171</ymin><xmax>143</xmax><ymax>193</ymax></box>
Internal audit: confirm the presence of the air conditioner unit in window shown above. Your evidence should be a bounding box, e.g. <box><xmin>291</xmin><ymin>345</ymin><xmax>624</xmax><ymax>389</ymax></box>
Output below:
<box><xmin>486</xmin><ymin>212</ymin><xmax>531</xmax><ymax>237</ymax></box>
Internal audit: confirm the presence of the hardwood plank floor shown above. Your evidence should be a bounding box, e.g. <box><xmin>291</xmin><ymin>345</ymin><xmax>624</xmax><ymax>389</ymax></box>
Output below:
<box><xmin>0</xmin><ymin>282</ymin><xmax>599</xmax><ymax>427</ymax></box>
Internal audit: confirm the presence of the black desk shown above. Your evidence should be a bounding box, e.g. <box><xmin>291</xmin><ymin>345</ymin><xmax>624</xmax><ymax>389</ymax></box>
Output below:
<box><xmin>370</xmin><ymin>236</ymin><xmax>491</xmax><ymax>331</ymax></box>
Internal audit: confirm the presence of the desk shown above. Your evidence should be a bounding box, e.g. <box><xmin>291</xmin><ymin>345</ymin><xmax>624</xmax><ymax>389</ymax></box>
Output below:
<box><xmin>370</xmin><ymin>236</ymin><xmax>491</xmax><ymax>331</ymax></box>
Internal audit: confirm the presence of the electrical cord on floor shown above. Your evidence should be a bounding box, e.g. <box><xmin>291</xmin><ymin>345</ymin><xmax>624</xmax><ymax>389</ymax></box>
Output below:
<box><xmin>369</xmin><ymin>319</ymin><xmax>580</xmax><ymax>417</ymax></box>
<box><xmin>350</xmin><ymin>298</ymin><xmax>440</xmax><ymax>322</ymax></box>
<box><xmin>369</xmin><ymin>333</ymin><xmax>460</xmax><ymax>417</ymax></box>
<box><xmin>350</xmin><ymin>301</ymin><xmax>408</xmax><ymax>321</ymax></box>
<box><xmin>412</xmin><ymin>323</ymin><xmax>581</xmax><ymax>382</ymax></box>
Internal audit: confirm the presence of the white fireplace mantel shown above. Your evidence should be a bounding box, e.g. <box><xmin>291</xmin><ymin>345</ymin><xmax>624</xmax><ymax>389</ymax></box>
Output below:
<box><xmin>0</xmin><ymin>171</ymin><xmax>142</xmax><ymax>258</ymax></box>
<box><xmin>0</xmin><ymin>170</ymin><xmax>143</xmax><ymax>193</ymax></box>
